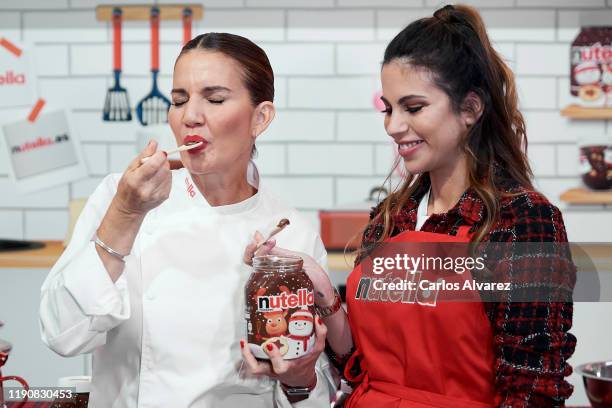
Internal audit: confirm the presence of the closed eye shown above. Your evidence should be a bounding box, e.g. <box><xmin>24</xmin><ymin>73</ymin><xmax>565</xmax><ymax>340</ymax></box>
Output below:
<box><xmin>406</xmin><ymin>106</ymin><xmax>423</xmax><ymax>113</ymax></box>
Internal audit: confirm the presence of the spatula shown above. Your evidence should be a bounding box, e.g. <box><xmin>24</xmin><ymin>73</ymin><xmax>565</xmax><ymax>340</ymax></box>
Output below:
<box><xmin>136</xmin><ymin>7</ymin><xmax>171</xmax><ymax>126</ymax></box>
<box><xmin>103</xmin><ymin>8</ymin><xmax>132</xmax><ymax>122</ymax></box>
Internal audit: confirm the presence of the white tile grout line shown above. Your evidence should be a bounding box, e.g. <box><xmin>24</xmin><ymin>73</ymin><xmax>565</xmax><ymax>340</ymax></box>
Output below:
<box><xmin>284</xmin><ymin>143</ymin><xmax>289</xmax><ymax>175</ymax></box>
<box><xmin>283</xmin><ymin>8</ymin><xmax>288</xmax><ymax>42</ymax></box>
<box><xmin>332</xmin><ymin>176</ymin><xmax>337</xmax><ymax>207</ymax></box>
<box><xmin>18</xmin><ymin>11</ymin><xmax>23</xmax><ymax>42</ymax></box>
<box><xmin>21</xmin><ymin>208</ymin><xmax>25</xmax><ymax>240</ymax></box>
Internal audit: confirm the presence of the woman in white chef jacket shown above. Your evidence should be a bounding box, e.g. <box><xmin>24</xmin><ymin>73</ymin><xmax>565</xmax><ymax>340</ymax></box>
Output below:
<box><xmin>39</xmin><ymin>33</ymin><xmax>338</xmax><ymax>408</ymax></box>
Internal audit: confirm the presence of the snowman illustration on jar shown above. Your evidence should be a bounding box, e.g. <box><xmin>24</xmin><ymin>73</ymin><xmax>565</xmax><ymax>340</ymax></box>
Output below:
<box><xmin>574</xmin><ymin>60</ymin><xmax>603</xmax><ymax>106</ymax></box>
<box><xmin>284</xmin><ymin>307</ymin><xmax>315</xmax><ymax>358</ymax></box>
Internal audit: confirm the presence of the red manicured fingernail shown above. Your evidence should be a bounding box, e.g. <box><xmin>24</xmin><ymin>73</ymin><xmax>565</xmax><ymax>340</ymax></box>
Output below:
<box><xmin>266</xmin><ymin>343</ymin><xmax>274</xmax><ymax>351</ymax></box>
<box><xmin>317</xmin><ymin>317</ymin><xmax>323</xmax><ymax>325</ymax></box>
<box><xmin>162</xmin><ymin>151</ymin><xmax>167</xmax><ymax>158</ymax></box>
<box><xmin>240</xmin><ymin>340</ymin><xmax>245</xmax><ymax>349</ymax></box>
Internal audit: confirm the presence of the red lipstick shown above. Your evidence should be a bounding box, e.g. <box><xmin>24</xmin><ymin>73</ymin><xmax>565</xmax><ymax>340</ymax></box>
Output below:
<box><xmin>183</xmin><ymin>135</ymin><xmax>208</xmax><ymax>154</ymax></box>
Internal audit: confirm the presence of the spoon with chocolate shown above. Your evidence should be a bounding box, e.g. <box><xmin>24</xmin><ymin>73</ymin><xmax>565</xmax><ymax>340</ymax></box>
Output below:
<box><xmin>256</xmin><ymin>218</ymin><xmax>290</xmax><ymax>250</ymax></box>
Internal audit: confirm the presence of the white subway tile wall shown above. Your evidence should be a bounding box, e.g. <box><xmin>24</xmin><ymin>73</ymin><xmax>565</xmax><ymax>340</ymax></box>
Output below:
<box><xmin>287</xmin><ymin>10</ymin><xmax>375</xmax><ymax>42</ymax></box>
<box><xmin>70</xmin><ymin>176</ymin><xmax>103</xmax><ymax>198</ymax></box>
<box><xmin>253</xmin><ymin>143</ymin><xmax>286</xmax><ymax>175</ymax></box>
<box><xmin>516</xmin><ymin>43</ymin><xmax>568</xmax><ymax>75</ymax></box>
<box><xmin>0</xmin><ymin>11</ymin><xmax>20</xmax><ymax>42</ymax></box>
<box><xmin>265</xmin><ymin>111</ymin><xmax>334</xmax><ymax>142</ymax></box>
<box><xmin>24</xmin><ymin>209</ymin><xmax>69</xmax><ymax>240</ymax></box>
<box><xmin>1</xmin><ymin>1</ymin><xmax>611</xmax><ymax>254</ymax></box>
<box><xmin>0</xmin><ymin>210</ymin><xmax>24</xmax><ymax>240</ymax></box>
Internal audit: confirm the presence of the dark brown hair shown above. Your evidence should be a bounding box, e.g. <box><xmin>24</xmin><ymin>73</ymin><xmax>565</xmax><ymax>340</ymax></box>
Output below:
<box><xmin>373</xmin><ymin>4</ymin><xmax>533</xmax><ymax>245</ymax></box>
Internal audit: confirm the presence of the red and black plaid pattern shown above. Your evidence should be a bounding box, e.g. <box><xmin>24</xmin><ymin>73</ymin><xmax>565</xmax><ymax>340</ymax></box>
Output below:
<box><xmin>353</xmin><ymin>183</ymin><xmax>577</xmax><ymax>407</ymax></box>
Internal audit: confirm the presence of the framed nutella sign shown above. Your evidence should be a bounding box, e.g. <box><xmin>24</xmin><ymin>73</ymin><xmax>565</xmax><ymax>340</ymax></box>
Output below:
<box><xmin>0</xmin><ymin>38</ymin><xmax>37</xmax><ymax>108</ymax></box>
<box><xmin>0</xmin><ymin>109</ymin><xmax>87</xmax><ymax>193</ymax></box>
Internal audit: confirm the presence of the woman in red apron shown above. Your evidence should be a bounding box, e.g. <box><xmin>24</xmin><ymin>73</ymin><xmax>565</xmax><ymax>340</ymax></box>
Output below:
<box><xmin>342</xmin><ymin>225</ymin><xmax>497</xmax><ymax>408</ymax></box>
<box><xmin>332</xmin><ymin>5</ymin><xmax>576</xmax><ymax>406</ymax></box>
<box><xmin>245</xmin><ymin>4</ymin><xmax>576</xmax><ymax>407</ymax></box>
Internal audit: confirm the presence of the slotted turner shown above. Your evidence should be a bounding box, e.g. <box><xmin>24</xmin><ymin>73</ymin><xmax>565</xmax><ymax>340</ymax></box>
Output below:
<box><xmin>136</xmin><ymin>7</ymin><xmax>171</xmax><ymax>126</ymax></box>
<box><xmin>103</xmin><ymin>8</ymin><xmax>132</xmax><ymax>122</ymax></box>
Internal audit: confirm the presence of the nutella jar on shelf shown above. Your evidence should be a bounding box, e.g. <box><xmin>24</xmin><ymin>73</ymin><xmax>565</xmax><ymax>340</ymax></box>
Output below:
<box><xmin>570</xmin><ymin>26</ymin><xmax>612</xmax><ymax>107</ymax></box>
<box><xmin>245</xmin><ymin>255</ymin><xmax>316</xmax><ymax>360</ymax></box>
<box><xmin>579</xmin><ymin>136</ymin><xmax>612</xmax><ymax>190</ymax></box>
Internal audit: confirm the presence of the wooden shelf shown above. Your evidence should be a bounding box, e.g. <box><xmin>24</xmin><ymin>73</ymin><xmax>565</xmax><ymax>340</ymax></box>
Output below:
<box><xmin>0</xmin><ymin>241</ymin><xmax>64</xmax><ymax>269</ymax></box>
<box><xmin>560</xmin><ymin>104</ymin><xmax>612</xmax><ymax>120</ymax></box>
<box><xmin>96</xmin><ymin>4</ymin><xmax>203</xmax><ymax>21</ymax></box>
<box><xmin>560</xmin><ymin>188</ymin><xmax>612</xmax><ymax>205</ymax></box>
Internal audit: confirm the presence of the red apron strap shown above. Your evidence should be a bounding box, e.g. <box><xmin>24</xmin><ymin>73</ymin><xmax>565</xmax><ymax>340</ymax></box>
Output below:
<box><xmin>344</xmin><ymin>350</ymin><xmax>366</xmax><ymax>383</ymax></box>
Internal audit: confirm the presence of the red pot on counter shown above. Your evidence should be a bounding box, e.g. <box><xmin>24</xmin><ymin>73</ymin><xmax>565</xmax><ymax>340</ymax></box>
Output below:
<box><xmin>319</xmin><ymin>187</ymin><xmax>387</xmax><ymax>251</ymax></box>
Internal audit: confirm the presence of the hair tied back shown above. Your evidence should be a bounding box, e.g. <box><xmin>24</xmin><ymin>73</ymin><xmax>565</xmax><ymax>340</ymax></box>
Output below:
<box><xmin>434</xmin><ymin>4</ymin><xmax>471</xmax><ymax>29</ymax></box>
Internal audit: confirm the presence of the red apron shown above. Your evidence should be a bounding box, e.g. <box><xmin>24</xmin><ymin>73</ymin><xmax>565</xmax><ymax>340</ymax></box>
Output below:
<box><xmin>344</xmin><ymin>226</ymin><xmax>496</xmax><ymax>408</ymax></box>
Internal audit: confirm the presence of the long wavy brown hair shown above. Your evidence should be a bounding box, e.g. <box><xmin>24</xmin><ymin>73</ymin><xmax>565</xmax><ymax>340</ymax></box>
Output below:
<box><xmin>368</xmin><ymin>4</ymin><xmax>533</xmax><ymax>248</ymax></box>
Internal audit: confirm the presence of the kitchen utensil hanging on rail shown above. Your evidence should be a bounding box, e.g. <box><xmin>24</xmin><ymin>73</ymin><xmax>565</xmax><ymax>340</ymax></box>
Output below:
<box><xmin>182</xmin><ymin>7</ymin><xmax>192</xmax><ymax>45</ymax></box>
<box><xmin>103</xmin><ymin>8</ymin><xmax>132</xmax><ymax>122</ymax></box>
<box><xmin>136</xmin><ymin>6</ymin><xmax>171</xmax><ymax>126</ymax></box>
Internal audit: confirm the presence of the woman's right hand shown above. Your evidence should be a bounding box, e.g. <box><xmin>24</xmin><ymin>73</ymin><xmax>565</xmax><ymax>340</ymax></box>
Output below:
<box><xmin>113</xmin><ymin>140</ymin><xmax>171</xmax><ymax>216</ymax></box>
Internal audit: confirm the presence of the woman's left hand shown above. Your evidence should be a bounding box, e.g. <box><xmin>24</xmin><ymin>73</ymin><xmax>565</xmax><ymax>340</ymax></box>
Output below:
<box><xmin>243</xmin><ymin>232</ymin><xmax>337</xmax><ymax>302</ymax></box>
<box><xmin>239</xmin><ymin>315</ymin><xmax>327</xmax><ymax>388</ymax></box>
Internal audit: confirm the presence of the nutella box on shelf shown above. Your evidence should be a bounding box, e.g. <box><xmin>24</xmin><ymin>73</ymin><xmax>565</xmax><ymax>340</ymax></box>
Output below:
<box><xmin>570</xmin><ymin>26</ymin><xmax>612</xmax><ymax>107</ymax></box>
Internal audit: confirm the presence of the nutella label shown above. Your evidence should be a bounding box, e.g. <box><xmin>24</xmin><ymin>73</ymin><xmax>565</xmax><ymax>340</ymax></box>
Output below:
<box><xmin>185</xmin><ymin>176</ymin><xmax>196</xmax><ymax>198</ymax></box>
<box><xmin>256</xmin><ymin>288</ymin><xmax>314</xmax><ymax>312</ymax></box>
<box><xmin>245</xmin><ymin>266</ymin><xmax>316</xmax><ymax>360</ymax></box>
<box><xmin>0</xmin><ymin>70</ymin><xmax>26</xmax><ymax>85</ymax></box>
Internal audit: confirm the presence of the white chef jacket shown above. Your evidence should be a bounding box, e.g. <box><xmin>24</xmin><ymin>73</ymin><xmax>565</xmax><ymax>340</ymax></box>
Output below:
<box><xmin>40</xmin><ymin>163</ymin><xmax>339</xmax><ymax>408</ymax></box>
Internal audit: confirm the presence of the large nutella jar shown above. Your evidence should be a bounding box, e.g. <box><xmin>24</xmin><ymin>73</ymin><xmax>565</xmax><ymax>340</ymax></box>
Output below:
<box><xmin>245</xmin><ymin>255</ymin><xmax>315</xmax><ymax>360</ymax></box>
<box><xmin>570</xmin><ymin>26</ymin><xmax>612</xmax><ymax>107</ymax></box>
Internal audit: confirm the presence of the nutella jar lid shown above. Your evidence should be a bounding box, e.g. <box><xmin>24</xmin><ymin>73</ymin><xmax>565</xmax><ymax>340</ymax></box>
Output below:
<box><xmin>253</xmin><ymin>255</ymin><xmax>304</xmax><ymax>273</ymax></box>
<box><xmin>578</xmin><ymin>134</ymin><xmax>612</xmax><ymax>147</ymax></box>
<box><xmin>58</xmin><ymin>376</ymin><xmax>91</xmax><ymax>393</ymax></box>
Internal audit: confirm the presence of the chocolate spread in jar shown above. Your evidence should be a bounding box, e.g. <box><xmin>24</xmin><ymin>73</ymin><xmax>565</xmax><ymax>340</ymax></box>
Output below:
<box><xmin>570</xmin><ymin>26</ymin><xmax>612</xmax><ymax>107</ymax></box>
<box><xmin>580</xmin><ymin>144</ymin><xmax>612</xmax><ymax>190</ymax></box>
<box><xmin>245</xmin><ymin>255</ymin><xmax>316</xmax><ymax>360</ymax></box>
